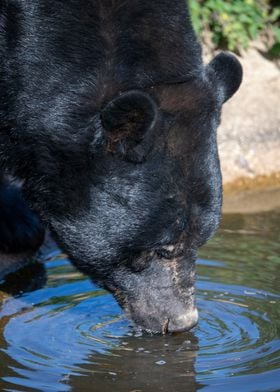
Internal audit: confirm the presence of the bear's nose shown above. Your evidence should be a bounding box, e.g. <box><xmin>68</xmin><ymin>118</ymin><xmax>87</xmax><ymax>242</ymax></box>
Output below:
<box><xmin>164</xmin><ymin>308</ymin><xmax>199</xmax><ymax>333</ymax></box>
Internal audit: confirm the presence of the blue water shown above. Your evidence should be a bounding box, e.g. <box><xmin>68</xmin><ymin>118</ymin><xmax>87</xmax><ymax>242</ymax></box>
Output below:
<box><xmin>0</xmin><ymin>210</ymin><xmax>279</xmax><ymax>392</ymax></box>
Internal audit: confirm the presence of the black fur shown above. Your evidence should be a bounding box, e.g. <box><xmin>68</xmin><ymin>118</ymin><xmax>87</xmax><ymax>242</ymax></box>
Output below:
<box><xmin>0</xmin><ymin>0</ymin><xmax>242</xmax><ymax>332</ymax></box>
<box><xmin>0</xmin><ymin>176</ymin><xmax>45</xmax><ymax>253</ymax></box>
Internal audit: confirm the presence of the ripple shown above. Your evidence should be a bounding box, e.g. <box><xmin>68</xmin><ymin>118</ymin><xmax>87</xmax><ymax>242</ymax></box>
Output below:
<box><xmin>0</xmin><ymin>252</ymin><xmax>280</xmax><ymax>392</ymax></box>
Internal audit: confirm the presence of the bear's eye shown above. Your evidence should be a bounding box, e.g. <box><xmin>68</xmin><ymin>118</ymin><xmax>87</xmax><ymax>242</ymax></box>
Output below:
<box><xmin>155</xmin><ymin>243</ymin><xmax>184</xmax><ymax>259</ymax></box>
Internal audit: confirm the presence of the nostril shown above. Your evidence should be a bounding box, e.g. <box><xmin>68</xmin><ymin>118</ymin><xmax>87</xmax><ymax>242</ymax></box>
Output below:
<box><xmin>167</xmin><ymin>308</ymin><xmax>199</xmax><ymax>333</ymax></box>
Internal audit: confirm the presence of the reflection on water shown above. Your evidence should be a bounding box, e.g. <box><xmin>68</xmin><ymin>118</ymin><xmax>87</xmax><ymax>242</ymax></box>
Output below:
<box><xmin>0</xmin><ymin>209</ymin><xmax>279</xmax><ymax>392</ymax></box>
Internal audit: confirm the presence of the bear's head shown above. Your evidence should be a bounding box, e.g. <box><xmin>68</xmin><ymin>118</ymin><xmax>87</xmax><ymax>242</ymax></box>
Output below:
<box><xmin>7</xmin><ymin>53</ymin><xmax>242</xmax><ymax>333</ymax></box>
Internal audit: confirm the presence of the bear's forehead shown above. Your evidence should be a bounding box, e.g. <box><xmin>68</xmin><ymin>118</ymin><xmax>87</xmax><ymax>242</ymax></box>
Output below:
<box><xmin>152</xmin><ymin>80</ymin><xmax>215</xmax><ymax>114</ymax></box>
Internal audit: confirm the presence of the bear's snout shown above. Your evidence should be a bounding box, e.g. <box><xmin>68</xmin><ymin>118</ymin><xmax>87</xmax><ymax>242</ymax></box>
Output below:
<box><xmin>109</xmin><ymin>254</ymin><xmax>198</xmax><ymax>334</ymax></box>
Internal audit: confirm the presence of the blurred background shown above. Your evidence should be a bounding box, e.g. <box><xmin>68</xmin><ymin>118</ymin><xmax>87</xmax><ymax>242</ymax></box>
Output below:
<box><xmin>189</xmin><ymin>0</ymin><xmax>280</xmax><ymax>212</ymax></box>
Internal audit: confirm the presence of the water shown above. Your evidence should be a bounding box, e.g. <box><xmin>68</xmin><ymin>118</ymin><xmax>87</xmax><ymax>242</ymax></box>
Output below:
<box><xmin>0</xmin><ymin>209</ymin><xmax>279</xmax><ymax>392</ymax></box>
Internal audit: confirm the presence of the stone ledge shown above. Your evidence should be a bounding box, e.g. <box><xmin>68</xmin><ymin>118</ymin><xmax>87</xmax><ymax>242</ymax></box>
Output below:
<box><xmin>211</xmin><ymin>44</ymin><xmax>280</xmax><ymax>188</ymax></box>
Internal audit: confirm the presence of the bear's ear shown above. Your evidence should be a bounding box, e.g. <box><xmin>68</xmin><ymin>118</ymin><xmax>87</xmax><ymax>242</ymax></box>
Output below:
<box><xmin>101</xmin><ymin>90</ymin><xmax>158</xmax><ymax>162</ymax></box>
<box><xmin>206</xmin><ymin>52</ymin><xmax>243</xmax><ymax>104</ymax></box>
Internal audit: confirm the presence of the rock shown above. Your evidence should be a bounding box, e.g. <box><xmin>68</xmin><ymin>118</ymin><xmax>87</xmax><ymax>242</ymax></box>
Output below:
<box><xmin>208</xmin><ymin>43</ymin><xmax>280</xmax><ymax>192</ymax></box>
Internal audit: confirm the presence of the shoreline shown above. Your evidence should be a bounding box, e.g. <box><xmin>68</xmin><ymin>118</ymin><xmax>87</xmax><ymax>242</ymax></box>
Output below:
<box><xmin>223</xmin><ymin>172</ymin><xmax>280</xmax><ymax>196</ymax></box>
<box><xmin>223</xmin><ymin>184</ymin><xmax>280</xmax><ymax>214</ymax></box>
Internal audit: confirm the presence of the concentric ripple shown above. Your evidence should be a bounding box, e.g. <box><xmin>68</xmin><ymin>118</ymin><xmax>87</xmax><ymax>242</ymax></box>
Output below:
<box><xmin>0</xmin><ymin>210</ymin><xmax>280</xmax><ymax>392</ymax></box>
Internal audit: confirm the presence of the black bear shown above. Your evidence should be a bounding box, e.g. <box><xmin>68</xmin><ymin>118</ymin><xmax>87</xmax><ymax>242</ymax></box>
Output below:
<box><xmin>0</xmin><ymin>0</ymin><xmax>242</xmax><ymax>333</ymax></box>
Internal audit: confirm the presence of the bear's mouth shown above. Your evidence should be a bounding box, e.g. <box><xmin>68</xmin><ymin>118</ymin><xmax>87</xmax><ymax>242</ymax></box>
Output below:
<box><xmin>109</xmin><ymin>253</ymin><xmax>197</xmax><ymax>334</ymax></box>
<box><xmin>121</xmin><ymin>290</ymin><xmax>198</xmax><ymax>334</ymax></box>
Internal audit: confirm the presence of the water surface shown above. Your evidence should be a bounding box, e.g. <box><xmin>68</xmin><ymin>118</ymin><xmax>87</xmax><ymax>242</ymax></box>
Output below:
<box><xmin>0</xmin><ymin>209</ymin><xmax>279</xmax><ymax>392</ymax></box>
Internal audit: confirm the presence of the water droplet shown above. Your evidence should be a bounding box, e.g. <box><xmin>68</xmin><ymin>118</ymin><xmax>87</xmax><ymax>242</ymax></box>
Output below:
<box><xmin>155</xmin><ymin>360</ymin><xmax>166</xmax><ymax>365</ymax></box>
